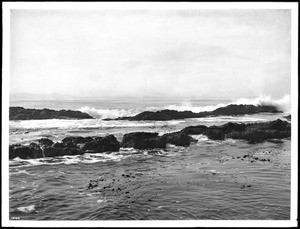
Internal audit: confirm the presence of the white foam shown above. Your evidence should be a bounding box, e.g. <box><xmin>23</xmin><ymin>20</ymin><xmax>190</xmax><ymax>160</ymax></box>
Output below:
<box><xmin>17</xmin><ymin>205</ymin><xmax>36</xmax><ymax>213</ymax></box>
<box><xmin>164</xmin><ymin>101</ymin><xmax>227</xmax><ymax>113</ymax></box>
<box><xmin>164</xmin><ymin>94</ymin><xmax>291</xmax><ymax>113</ymax></box>
<box><xmin>9</xmin><ymin>118</ymin><xmax>183</xmax><ymax>131</ymax></box>
<box><xmin>77</xmin><ymin>106</ymin><xmax>139</xmax><ymax>119</ymax></box>
<box><xmin>232</xmin><ymin>94</ymin><xmax>291</xmax><ymax>113</ymax></box>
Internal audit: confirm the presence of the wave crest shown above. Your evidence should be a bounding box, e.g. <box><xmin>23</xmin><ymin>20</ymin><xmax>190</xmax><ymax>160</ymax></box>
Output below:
<box><xmin>232</xmin><ymin>94</ymin><xmax>291</xmax><ymax>112</ymax></box>
<box><xmin>78</xmin><ymin>106</ymin><xmax>139</xmax><ymax>119</ymax></box>
<box><xmin>77</xmin><ymin>95</ymin><xmax>290</xmax><ymax>119</ymax></box>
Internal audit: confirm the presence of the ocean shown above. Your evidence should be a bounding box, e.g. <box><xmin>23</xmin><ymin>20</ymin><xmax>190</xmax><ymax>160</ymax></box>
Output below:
<box><xmin>8</xmin><ymin>98</ymin><xmax>291</xmax><ymax>220</ymax></box>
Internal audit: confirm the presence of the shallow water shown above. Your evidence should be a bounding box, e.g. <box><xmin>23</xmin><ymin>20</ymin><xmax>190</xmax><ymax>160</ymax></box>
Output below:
<box><xmin>9</xmin><ymin>139</ymin><xmax>290</xmax><ymax>220</ymax></box>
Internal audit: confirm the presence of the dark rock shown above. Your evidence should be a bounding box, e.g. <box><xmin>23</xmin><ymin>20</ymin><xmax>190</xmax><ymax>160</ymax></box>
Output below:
<box><xmin>121</xmin><ymin>132</ymin><xmax>166</xmax><ymax>149</ymax></box>
<box><xmin>81</xmin><ymin>135</ymin><xmax>120</xmax><ymax>153</ymax></box>
<box><xmin>112</xmin><ymin>104</ymin><xmax>281</xmax><ymax>121</ymax></box>
<box><xmin>9</xmin><ymin>106</ymin><xmax>93</xmax><ymax>120</ymax></box>
<box><xmin>161</xmin><ymin>131</ymin><xmax>197</xmax><ymax>147</ymax></box>
<box><xmin>181</xmin><ymin>125</ymin><xmax>208</xmax><ymax>135</ymax></box>
<box><xmin>9</xmin><ymin>143</ymin><xmax>44</xmax><ymax>159</ymax></box>
<box><xmin>203</xmin><ymin>129</ymin><xmax>225</xmax><ymax>140</ymax></box>
<box><xmin>211</xmin><ymin>104</ymin><xmax>279</xmax><ymax>116</ymax></box>
<box><xmin>218</xmin><ymin>122</ymin><xmax>246</xmax><ymax>133</ymax></box>
<box><xmin>225</xmin><ymin>119</ymin><xmax>291</xmax><ymax>143</ymax></box>
<box><xmin>62</xmin><ymin>136</ymin><xmax>94</xmax><ymax>147</ymax></box>
<box><xmin>284</xmin><ymin>114</ymin><xmax>291</xmax><ymax>121</ymax></box>
<box><xmin>43</xmin><ymin>145</ymin><xmax>85</xmax><ymax>157</ymax></box>
<box><xmin>43</xmin><ymin>147</ymin><xmax>61</xmax><ymax>157</ymax></box>
<box><xmin>52</xmin><ymin>142</ymin><xmax>65</xmax><ymax>148</ymax></box>
<box><xmin>38</xmin><ymin>138</ymin><xmax>54</xmax><ymax>147</ymax></box>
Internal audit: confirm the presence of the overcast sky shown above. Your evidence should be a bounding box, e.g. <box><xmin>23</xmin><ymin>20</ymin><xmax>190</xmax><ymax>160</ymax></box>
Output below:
<box><xmin>10</xmin><ymin>9</ymin><xmax>291</xmax><ymax>99</ymax></box>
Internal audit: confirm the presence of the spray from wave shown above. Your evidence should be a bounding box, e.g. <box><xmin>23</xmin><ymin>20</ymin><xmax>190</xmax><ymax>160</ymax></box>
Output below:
<box><xmin>78</xmin><ymin>107</ymin><xmax>139</xmax><ymax>119</ymax></box>
<box><xmin>165</xmin><ymin>95</ymin><xmax>291</xmax><ymax>113</ymax></box>
<box><xmin>78</xmin><ymin>95</ymin><xmax>290</xmax><ymax>119</ymax></box>
<box><xmin>232</xmin><ymin>94</ymin><xmax>291</xmax><ymax>113</ymax></box>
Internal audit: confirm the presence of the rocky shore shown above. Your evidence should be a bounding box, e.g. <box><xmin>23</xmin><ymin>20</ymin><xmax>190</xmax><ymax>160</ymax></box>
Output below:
<box><xmin>9</xmin><ymin>119</ymin><xmax>291</xmax><ymax>159</ymax></box>
<box><xmin>107</xmin><ymin>104</ymin><xmax>281</xmax><ymax>121</ymax></box>
<box><xmin>9</xmin><ymin>107</ymin><xmax>93</xmax><ymax>120</ymax></box>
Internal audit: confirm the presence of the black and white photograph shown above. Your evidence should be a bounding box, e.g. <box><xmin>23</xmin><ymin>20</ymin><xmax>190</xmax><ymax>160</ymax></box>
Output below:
<box><xmin>2</xmin><ymin>2</ymin><xmax>298</xmax><ymax>227</ymax></box>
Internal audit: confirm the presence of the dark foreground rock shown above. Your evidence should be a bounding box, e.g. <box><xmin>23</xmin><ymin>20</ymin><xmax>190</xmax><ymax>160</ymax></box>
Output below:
<box><xmin>120</xmin><ymin>131</ymin><xmax>197</xmax><ymax>149</ymax></box>
<box><xmin>9</xmin><ymin>135</ymin><xmax>120</xmax><ymax>159</ymax></box>
<box><xmin>9</xmin><ymin>107</ymin><xmax>93</xmax><ymax>120</ymax></box>
<box><xmin>9</xmin><ymin>119</ymin><xmax>291</xmax><ymax>159</ymax></box>
<box><xmin>121</xmin><ymin>132</ymin><xmax>166</xmax><ymax>150</ymax></box>
<box><xmin>110</xmin><ymin>104</ymin><xmax>281</xmax><ymax>121</ymax></box>
<box><xmin>219</xmin><ymin>119</ymin><xmax>290</xmax><ymax>143</ymax></box>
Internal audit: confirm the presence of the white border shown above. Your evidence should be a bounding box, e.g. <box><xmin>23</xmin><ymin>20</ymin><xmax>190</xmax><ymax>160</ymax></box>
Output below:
<box><xmin>2</xmin><ymin>2</ymin><xmax>298</xmax><ymax>227</ymax></box>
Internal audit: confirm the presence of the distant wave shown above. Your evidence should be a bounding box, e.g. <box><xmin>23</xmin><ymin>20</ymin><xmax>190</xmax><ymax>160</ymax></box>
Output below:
<box><xmin>77</xmin><ymin>95</ymin><xmax>290</xmax><ymax>119</ymax></box>
<box><xmin>164</xmin><ymin>94</ymin><xmax>291</xmax><ymax>113</ymax></box>
<box><xmin>78</xmin><ymin>106</ymin><xmax>139</xmax><ymax>119</ymax></box>
<box><xmin>232</xmin><ymin>94</ymin><xmax>291</xmax><ymax>113</ymax></box>
<box><xmin>164</xmin><ymin>101</ymin><xmax>227</xmax><ymax>113</ymax></box>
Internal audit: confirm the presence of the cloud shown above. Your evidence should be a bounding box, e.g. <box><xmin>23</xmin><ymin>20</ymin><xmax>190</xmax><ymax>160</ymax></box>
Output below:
<box><xmin>10</xmin><ymin>9</ymin><xmax>291</xmax><ymax>99</ymax></box>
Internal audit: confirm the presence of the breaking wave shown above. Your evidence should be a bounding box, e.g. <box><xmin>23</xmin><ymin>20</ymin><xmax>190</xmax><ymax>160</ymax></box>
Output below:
<box><xmin>232</xmin><ymin>94</ymin><xmax>291</xmax><ymax>113</ymax></box>
<box><xmin>77</xmin><ymin>95</ymin><xmax>290</xmax><ymax>119</ymax></box>
<box><xmin>77</xmin><ymin>107</ymin><xmax>139</xmax><ymax>119</ymax></box>
<box><xmin>164</xmin><ymin>95</ymin><xmax>291</xmax><ymax>113</ymax></box>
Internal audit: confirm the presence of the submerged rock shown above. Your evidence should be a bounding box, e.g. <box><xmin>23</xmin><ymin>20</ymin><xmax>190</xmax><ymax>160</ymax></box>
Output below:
<box><xmin>9</xmin><ymin>106</ymin><xmax>93</xmax><ymax>120</ymax></box>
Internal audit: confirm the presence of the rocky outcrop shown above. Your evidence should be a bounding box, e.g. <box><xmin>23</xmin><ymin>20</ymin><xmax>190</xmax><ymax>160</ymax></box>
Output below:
<box><xmin>110</xmin><ymin>104</ymin><xmax>281</xmax><ymax>121</ymax></box>
<box><xmin>203</xmin><ymin>129</ymin><xmax>225</xmax><ymax>140</ymax></box>
<box><xmin>180</xmin><ymin>125</ymin><xmax>208</xmax><ymax>135</ymax></box>
<box><xmin>9</xmin><ymin>107</ymin><xmax>93</xmax><ymax>120</ymax></box>
<box><xmin>225</xmin><ymin>119</ymin><xmax>291</xmax><ymax>143</ymax></box>
<box><xmin>121</xmin><ymin>132</ymin><xmax>166</xmax><ymax>150</ymax></box>
<box><xmin>9</xmin><ymin>143</ymin><xmax>43</xmax><ymax>159</ymax></box>
<box><xmin>81</xmin><ymin>135</ymin><xmax>121</xmax><ymax>153</ymax></box>
<box><xmin>120</xmin><ymin>131</ymin><xmax>197</xmax><ymax>149</ymax></box>
<box><xmin>9</xmin><ymin>119</ymin><xmax>291</xmax><ymax>159</ymax></box>
<box><xmin>9</xmin><ymin>135</ymin><xmax>120</xmax><ymax>159</ymax></box>
<box><xmin>161</xmin><ymin>131</ymin><xmax>197</xmax><ymax>147</ymax></box>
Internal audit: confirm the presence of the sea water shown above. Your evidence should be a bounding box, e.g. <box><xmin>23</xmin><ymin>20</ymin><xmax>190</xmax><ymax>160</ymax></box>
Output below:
<box><xmin>8</xmin><ymin>98</ymin><xmax>291</xmax><ymax>220</ymax></box>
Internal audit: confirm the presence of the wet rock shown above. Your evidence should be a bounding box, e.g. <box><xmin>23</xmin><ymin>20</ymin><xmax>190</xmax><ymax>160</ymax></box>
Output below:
<box><xmin>43</xmin><ymin>147</ymin><xmax>61</xmax><ymax>157</ymax></box>
<box><xmin>203</xmin><ymin>129</ymin><xmax>225</xmax><ymax>140</ymax></box>
<box><xmin>121</xmin><ymin>132</ymin><xmax>166</xmax><ymax>149</ymax></box>
<box><xmin>218</xmin><ymin>122</ymin><xmax>246</xmax><ymax>133</ymax></box>
<box><xmin>112</xmin><ymin>104</ymin><xmax>281</xmax><ymax>121</ymax></box>
<box><xmin>38</xmin><ymin>138</ymin><xmax>54</xmax><ymax>147</ymax></box>
<box><xmin>225</xmin><ymin>119</ymin><xmax>291</xmax><ymax>143</ymax></box>
<box><xmin>9</xmin><ymin>143</ymin><xmax>44</xmax><ymax>159</ymax></box>
<box><xmin>180</xmin><ymin>125</ymin><xmax>208</xmax><ymax>135</ymax></box>
<box><xmin>62</xmin><ymin>136</ymin><xmax>93</xmax><ymax>147</ymax></box>
<box><xmin>9</xmin><ymin>106</ymin><xmax>93</xmax><ymax>120</ymax></box>
<box><xmin>52</xmin><ymin>142</ymin><xmax>65</xmax><ymax>148</ymax></box>
<box><xmin>81</xmin><ymin>135</ymin><xmax>120</xmax><ymax>153</ymax></box>
<box><xmin>161</xmin><ymin>131</ymin><xmax>197</xmax><ymax>147</ymax></box>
